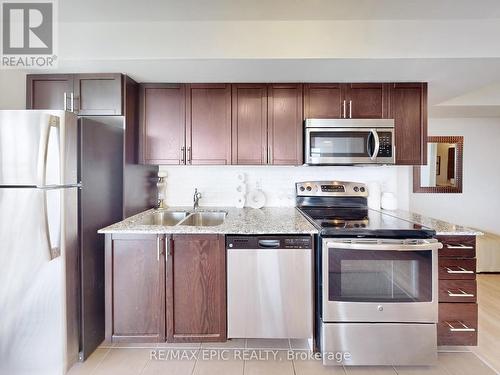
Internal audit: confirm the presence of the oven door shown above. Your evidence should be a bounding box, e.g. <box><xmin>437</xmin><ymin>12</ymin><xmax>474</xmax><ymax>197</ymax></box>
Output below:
<box><xmin>322</xmin><ymin>238</ymin><xmax>440</xmax><ymax>323</ymax></box>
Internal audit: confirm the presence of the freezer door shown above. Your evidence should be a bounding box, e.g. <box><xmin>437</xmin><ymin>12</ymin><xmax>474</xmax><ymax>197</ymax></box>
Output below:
<box><xmin>0</xmin><ymin>110</ymin><xmax>78</xmax><ymax>186</ymax></box>
<box><xmin>0</xmin><ymin>187</ymin><xmax>79</xmax><ymax>375</ymax></box>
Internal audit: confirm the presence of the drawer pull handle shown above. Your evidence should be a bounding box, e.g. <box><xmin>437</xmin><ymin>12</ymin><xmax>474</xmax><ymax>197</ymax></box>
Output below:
<box><xmin>446</xmin><ymin>244</ymin><xmax>474</xmax><ymax>249</ymax></box>
<box><xmin>445</xmin><ymin>320</ymin><xmax>476</xmax><ymax>332</ymax></box>
<box><xmin>445</xmin><ymin>266</ymin><xmax>474</xmax><ymax>274</ymax></box>
<box><xmin>447</xmin><ymin>289</ymin><xmax>475</xmax><ymax>298</ymax></box>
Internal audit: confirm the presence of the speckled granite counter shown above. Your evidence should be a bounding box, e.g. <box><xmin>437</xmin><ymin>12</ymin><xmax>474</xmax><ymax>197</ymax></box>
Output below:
<box><xmin>98</xmin><ymin>207</ymin><xmax>318</xmax><ymax>235</ymax></box>
<box><xmin>380</xmin><ymin>209</ymin><xmax>483</xmax><ymax>236</ymax></box>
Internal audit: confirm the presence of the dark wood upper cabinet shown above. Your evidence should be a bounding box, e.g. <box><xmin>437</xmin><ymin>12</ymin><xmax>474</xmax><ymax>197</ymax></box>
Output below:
<box><xmin>390</xmin><ymin>83</ymin><xmax>428</xmax><ymax>165</ymax></box>
<box><xmin>73</xmin><ymin>73</ymin><xmax>123</xmax><ymax>116</ymax></box>
<box><xmin>186</xmin><ymin>84</ymin><xmax>232</xmax><ymax>165</ymax></box>
<box><xmin>344</xmin><ymin>83</ymin><xmax>389</xmax><ymax>119</ymax></box>
<box><xmin>105</xmin><ymin>234</ymin><xmax>165</xmax><ymax>343</ymax></box>
<box><xmin>268</xmin><ymin>84</ymin><xmax>304</xmax><ymax>165</ymax></box>
<box><xmin>167</xmin><ymin>234</ymin><xmax>226</xmax><ymax>342</ymax></box>
<box><xmin>140</xmin><ymin>84</ymin><xmax>186</xmax><ymax>165</ymax></box>
<box><xmin>26</xmin><ymin>73</ymin><xmax>123</xmax><ymax>115</ymax></box>
<box><xmin>303</xmin><ymin>83</ymin><xmax>343</xmax><ymax>119</ymax></box>
<box><xmin>231</xmin><ymin>84</ymin><xmax>268</xmax><ymax>165</ymax></box>
<box><xmin>26</xmin><ymin>74</ymin><xmax>74</xmax><ymax>110</ymax></box>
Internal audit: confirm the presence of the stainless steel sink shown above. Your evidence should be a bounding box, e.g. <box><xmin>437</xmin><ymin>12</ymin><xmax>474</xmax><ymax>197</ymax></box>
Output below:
<box><xmin>179</xmin><ymin>211</ymin><xmax>227</xmax><ymax>227</ymax></box>
<box><xmin>137</xmin><ymin>211</ymin><xmax>189</xmax><ymax>226</ymax></box>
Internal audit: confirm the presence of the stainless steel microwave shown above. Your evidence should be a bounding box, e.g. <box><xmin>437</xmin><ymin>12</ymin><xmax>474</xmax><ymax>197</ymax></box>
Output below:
<box><xmin>304</xmin><ymin>119</ymin><xmax>395</xmax><ymax>165</ymax></box>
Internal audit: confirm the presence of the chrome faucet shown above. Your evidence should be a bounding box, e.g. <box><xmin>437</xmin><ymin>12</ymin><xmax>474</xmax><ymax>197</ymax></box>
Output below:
<box><xmin>193</xmin><ymin>188</ymin><xmax>202</xmax><ymax>210</ymax></box>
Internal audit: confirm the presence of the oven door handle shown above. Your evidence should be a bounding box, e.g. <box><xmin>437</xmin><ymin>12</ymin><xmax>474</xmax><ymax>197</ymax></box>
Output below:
<box><xmin>369</xmin><ymin>129</ymin><xmax>380</xmax><ymax>161</ymax></box>
<box><xmin>325</xmin><ymin>241</ymin><xmax>443</xmax><ymax>251</ymax></box>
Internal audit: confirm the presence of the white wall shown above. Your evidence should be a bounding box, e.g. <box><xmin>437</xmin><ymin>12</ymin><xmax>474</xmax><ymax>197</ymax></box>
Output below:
<box><xmin>410</xmin><ymin>118</ymin><xmax>500</xmax><ymax>235</ymax></box>
<box><xmin>159</xmin><ymin>165</ymin><xmax>411</xmax><ymax>209</ymax></box>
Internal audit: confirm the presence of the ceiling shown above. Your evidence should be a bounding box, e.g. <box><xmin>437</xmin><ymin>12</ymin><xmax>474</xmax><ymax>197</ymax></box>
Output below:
<box><xmin>60</xmin><ymin>0</ymin><xmax>500</xmax><ymax>22</ymax></box>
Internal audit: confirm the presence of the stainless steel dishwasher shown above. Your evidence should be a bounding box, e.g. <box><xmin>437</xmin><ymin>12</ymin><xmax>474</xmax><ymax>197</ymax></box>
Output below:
<box><xmin>227</xmin><ymin>235</ymin><xmax>313</xmax><ymax>339</ymax></box>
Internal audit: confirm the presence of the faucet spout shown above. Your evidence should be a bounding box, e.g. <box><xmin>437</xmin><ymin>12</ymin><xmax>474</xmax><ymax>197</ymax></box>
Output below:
<box><xmin>193</xmin><ymin>188</ymin><xmax>202</xmax><ymax>210</ymax></box>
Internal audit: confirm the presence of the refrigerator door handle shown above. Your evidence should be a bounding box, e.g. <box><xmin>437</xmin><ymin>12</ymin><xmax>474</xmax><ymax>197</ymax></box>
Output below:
<box><xmin>42</xmin><ymin>190</ymin><xmax>61</xmax><ymax>260</ymax></box>
<box><xmin>37</xmin><ymin>115</ymin><xmax>60</xmax><ymax>187</ymax></box>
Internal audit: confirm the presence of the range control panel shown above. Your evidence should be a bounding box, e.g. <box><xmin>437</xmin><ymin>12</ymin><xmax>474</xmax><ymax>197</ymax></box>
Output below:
<box><xmin>296</xmin><ymin>181</ymin><xmax>368</xmax><ymax>197</ymax></box>
<box><xmin>377</xmin><ymin>132</ymin><xmax>393</xmax><ymax>157</ymax></box>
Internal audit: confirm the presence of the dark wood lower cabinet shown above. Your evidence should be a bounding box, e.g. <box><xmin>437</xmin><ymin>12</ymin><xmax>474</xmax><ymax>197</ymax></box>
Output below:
<box><xmin>167</xmin><ymin>234</ymin><xmax>226</xmax><ymax>342</ymax></box>
<box><xmin>105</xmin><ymin>234</ymin><xmax>165</xmax><ymax>343</ymax></box>
<box><xmin>105</xmin><ymin>233</ymin><xmax>226</xmax><ymax>344</ymax></box>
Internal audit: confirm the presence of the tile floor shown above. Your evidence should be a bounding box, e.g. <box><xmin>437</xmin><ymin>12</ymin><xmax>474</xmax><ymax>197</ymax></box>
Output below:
<box><xmin>68</xmin><ymin>275</ymin><xmax>500</xmax><ymax>375</ymax></box>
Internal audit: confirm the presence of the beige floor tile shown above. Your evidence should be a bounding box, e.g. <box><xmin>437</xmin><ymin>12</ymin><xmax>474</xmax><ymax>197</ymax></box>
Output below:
<box><xmin>439</xmin><ymin>352</ymin><xmax>497</xmax><ymax>375</ymax></box>
<box><xmin>92</xmin><ymin>348</ymin><xmax>151</xmax><ymax>375</ymax></box>
<box><xmin>98</xmin><ymin>339</ymin><xmax>114</xmax><ymax>349</ymax></box>
<box><xmin>192</xmin><ymin>357</ymin><xmax>244</xmax><ymax>375</ymax></box>
<box><xmin>245</xmin><ymin>339</ymin><xmax>290</xmax><ymax>349</ymax></box>
<box><xmin>395</xmin><ymin>363</ymin><xmax>451</xmax><ymax>375</ymax></box>
<box><xmin>293</xmin><ymin>357</ymin><xmax>346</xmax><ymax>375</ymax></box>
<box><xmin>290</xmin><ymin>339</ymin><xmax>312</xmax><ymax>351</ymax></box>
<box><xmin>344</xmin><ymin>366</ymin><xmax>397</xmax><ymax>374</ymax></box>
<box><xmin>156</xmin><ymin>341</ymin><xmax>201</xmax><ymax>349</ymax></box>
<box><xmin>244</xmin><ymin>355</ymin><xmax>294</xmax><ymax>375</ymax></box>
<box><xmin>67</xmin><ymin>348</ymin><xmax>111</xmax><ymax>375</ymax></box>
<box><xmin>141</xmin><ymin>353</ymin><xmax>196</xmax><ymax>375</ymax></box>
<box><xmin>113</xmin><ymin>342</ymin><xmax>158</xmax><ymax>349</ymax></box>
<box><xmin>201</xmin><ymin>339</ymin><xmax>246</xmax><ymax>349</ymax></box>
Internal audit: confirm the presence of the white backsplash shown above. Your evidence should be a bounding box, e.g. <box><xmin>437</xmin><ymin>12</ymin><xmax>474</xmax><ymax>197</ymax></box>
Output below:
<box><xmin>158</xmin><ymin>165</ymin><xmax>411</xmax><ymax>210</ymax></box>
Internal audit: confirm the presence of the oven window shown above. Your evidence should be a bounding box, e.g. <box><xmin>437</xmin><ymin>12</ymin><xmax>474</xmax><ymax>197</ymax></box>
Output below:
<box><xmin>328</xmin><ymin>249</ymin><xmax>433</xmax><ymax>302</ymax></box>
<box><xmin>310</xmin><ymin>132</ymin><xmax>370</xmax><ymax>158</ymax></box>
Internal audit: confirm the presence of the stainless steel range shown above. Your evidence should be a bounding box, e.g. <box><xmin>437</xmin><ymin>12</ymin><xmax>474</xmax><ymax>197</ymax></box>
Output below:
<box><xmin>296</xmin><ymin>181</ymin><xmax>442</xmax><ymax>366</ymax></box>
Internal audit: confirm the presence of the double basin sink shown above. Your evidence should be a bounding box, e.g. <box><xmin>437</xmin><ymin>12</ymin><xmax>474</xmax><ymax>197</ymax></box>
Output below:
<box><xmin>138</xmin><ymin>210</ymin><xmax>227</xmax><ymax>227</ymax></box>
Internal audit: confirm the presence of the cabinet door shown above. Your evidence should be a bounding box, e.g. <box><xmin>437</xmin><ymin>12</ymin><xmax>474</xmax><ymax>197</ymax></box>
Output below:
<box><xmin>231</xmin><ymin>84</ymin><xmax>267</xmax><ymax>165</ymax></box>
<box><xmin>303</xmin><ymin>83</ymin><xmax>343</xmax><ymax>119</ymax></box>
<box><xmin>268</xmin><ymin>84</ymin><xmax>304</xmax><ymax>165</ymax></box>
<box><xmin>105</xmin><ymin>234</ymin><xmax>165</xmax><ymax>342</ymax></box>
<box><xmin>74</xmin><ymin>73</ymin><xmax>123</xmax><ymax>116</ymax></box>
<box><xmin>26</xmin><ymin>74</ymin><xmax>74</xmax><ymax>110</ymax></box>
<box><xmin>390</xmin><ymin>83</ymin><xmax>428</xmax><ymax>165</ymax></box>
<box><xmin>186</xmin><ymin>84</ymin><xmax>232</xmax><ymax>165</ymax></box>
<box><xmin>344</xmin><ymin>83</ymin><xmax>389</xmax><ymax>119</ymax></box>
<box><xmin>167</xmin><ymin>234</ymin><xmax>226</xmax><ymax>342</ymax></box>
<box><xmin>140</xmin><ymin>84</ymin><xmax>186</xmax><ymax>165</ymax></box>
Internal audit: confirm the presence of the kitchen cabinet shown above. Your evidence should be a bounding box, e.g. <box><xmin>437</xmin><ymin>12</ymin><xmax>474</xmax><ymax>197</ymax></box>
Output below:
<box><xmin>437</xmin><ymin>235</ymin><xmax>478</xmax><ymax>346</ymax></box>
<box><xmin>390</xmin><ymin>83</ymin><xmax>428</xmax><ymax>165</ymax></box>
<box><xmin>105</xmin><ymin>234</ymin><xmax>166</xmax><ymax>342</ymax></box>
<box><xmin>268</xmin><ymin>84</ymin><xmax>304</xmax><ymax>165</ymax></box>
<box><xmin>303</xmin><ymin>83</ymin><xmax>388</xmax><ymax>119</ymax></box>
<box><xmin>27</xmin><ymin>73</ymin><xmax>123</xmax><ymax>115</ymax></box>
<box><xmin>167</xmin><ymin>234</ymin><xmax>226</xmax><ymax>342</ymax></box>
<box><xmin>231</xmin><ymin>84</ymin><xmax>268</xmax><ymax>164</ymax></box>
<box><xmin>139</xmin><ymin>84</ymin><xmax>186</xmax><ymax>165</ymax></box>
<box><xmin>186</xmin><ymin>84</ymin><xmax>232</xmax><ymax>165</ymax></box>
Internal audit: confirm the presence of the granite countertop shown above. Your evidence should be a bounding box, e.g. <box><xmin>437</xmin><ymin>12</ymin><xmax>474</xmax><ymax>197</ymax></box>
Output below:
<box><xmin>380</xmin><ymin>209</ymin><xmax>484</xmax><ymax>236</ymax></box>
<box><xmin>98</xmin><ymin>206</ymin><xmax>318</xmax><ymax>235</ymax></box>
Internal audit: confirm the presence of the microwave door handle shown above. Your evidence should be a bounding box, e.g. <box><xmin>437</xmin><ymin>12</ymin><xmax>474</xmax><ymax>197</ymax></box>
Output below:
<box><xmin>370</xmin><ymin>129</ymin><xmax>380</xmax><ymax>161</ymax></box>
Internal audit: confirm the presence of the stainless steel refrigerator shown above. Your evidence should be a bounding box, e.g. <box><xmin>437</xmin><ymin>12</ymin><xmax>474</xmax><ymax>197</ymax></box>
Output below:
<box><xmin>0</xmin><ymin>110</ymin><xmax>137</xmax><ymax>374</ymax></box>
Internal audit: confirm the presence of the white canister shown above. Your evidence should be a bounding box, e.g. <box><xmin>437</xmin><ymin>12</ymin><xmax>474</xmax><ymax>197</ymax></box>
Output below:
<box><xmin>381</xmin><ymin>192</ymin><xmax>398</xmax><ymax>210</ymax></box>
<box><xmin>367</xmin><ymin>182</ymin><xmax>381</xmax><ymax>210</ymax></box>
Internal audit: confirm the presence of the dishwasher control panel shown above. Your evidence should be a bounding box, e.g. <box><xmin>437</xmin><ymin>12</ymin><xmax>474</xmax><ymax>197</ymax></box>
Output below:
<box><xmin>227</xmin><ymin>236</ymin><xmax>312</xmax><ymax>249</ymax></box>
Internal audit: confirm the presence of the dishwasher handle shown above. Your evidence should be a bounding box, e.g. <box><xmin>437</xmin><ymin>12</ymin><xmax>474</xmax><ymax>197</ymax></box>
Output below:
<box><xmin>258</xmin><ymin>239</ymin><xmax>281</xmax><ymax>248</ymax></box>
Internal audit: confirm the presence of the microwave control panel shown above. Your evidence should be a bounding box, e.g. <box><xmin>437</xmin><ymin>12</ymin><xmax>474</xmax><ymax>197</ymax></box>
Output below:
<box><xmin>377</xmin><ymin>132</ymin><xmax>393</xmax><ymax>157</ymax></box>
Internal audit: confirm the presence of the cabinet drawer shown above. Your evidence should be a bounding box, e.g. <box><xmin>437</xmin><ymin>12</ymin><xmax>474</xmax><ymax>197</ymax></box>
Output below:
<box><xmin>439</xmin><ymin>279</ymin><xmax>477</xmax><ymax>303</ymax></box>
<box><xmin>439</xmin><ymin>258</ymin><xmax>476</xmax><ymax>280</ymax></box>
<box><xmin>438</xmin><ymin>303</ymin><xmax>477</xmax><ymax>346</ymax></box>
<box><xmin>437</xmin><ymin>235</ymin><xmax>476</xmax><ymax>258</ymax></box>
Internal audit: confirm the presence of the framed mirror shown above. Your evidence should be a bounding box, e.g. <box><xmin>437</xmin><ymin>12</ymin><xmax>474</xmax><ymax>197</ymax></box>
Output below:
<box><xmin>413</xmin><ymin>136</ymin><xmax>463</xmax><ymax>193</ymax></box>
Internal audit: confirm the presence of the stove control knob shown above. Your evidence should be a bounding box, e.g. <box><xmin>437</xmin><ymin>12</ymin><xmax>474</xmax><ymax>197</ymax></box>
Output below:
<box><xmin>299</xmin><ymin>186</ymin><xmax>305</xmax><ymax>192</ymax></box>
<box><xmin>306</xmin><ymin>186</ymin><xmax>312</xmax><ymax>191</ymax></box>
<box><xmin>360</xmin><ymin>187</ymin><xmax>366</xmax><ymax>192</ymax></box>
<box><xmin>377</xmin><ymin>305</ymin><xmax>384</xmax><ymax>312</ymax></box>
<box><xmin>353</xmin><ymin>186</ymin><xmax>359</xmax><ymax>192</ymax></box>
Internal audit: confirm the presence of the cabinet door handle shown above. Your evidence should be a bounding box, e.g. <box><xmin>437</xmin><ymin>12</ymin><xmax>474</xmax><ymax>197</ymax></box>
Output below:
<box><xmin>445</xmin><ymin>266</ymin><xmax>474</xmax><ymax>274</ymax></box>
<box><xmin>181</xmin><ymin>147</ymin><xmax>185</xmax><ymax>164</ymax></box>
<box><xmin>63</xmin><ymin>92</ymin><xmax>68</xmax><ymax>111</ymax></box>
<box><xmin>349</xmin><ymin>100</ymin><xmax>352</xmax><ymax>118</ymax></box>
<box><xmin>157</xmin><ymin>236</ymin><xmax>162</xmax><ymax>261</ymax></box>
<box><xmin>187</xmin><ymin>147</ymin><xmax>192</xmax><ymax>164</ymax></box>
<box><xmin>447</xmin><ymin>289</ymin><xmax>475</xmax><ymax>298</ymax></box>
<box><xmin>445</xmin><ymin>321</ymin><xmax>476</xmax><ymax>332</ymax></box>
<box><xmin>343</xmin><ymin>100</ymin><xmax>346</xmax><ymax>118</ymax></box>
<box><xmin>70</xmin><ymin>93</ymin><xmax>74</xmax><ymax>113</ymax></box>
<box><xmin>446</xmin><ymin>244</ymin><xmax>474</xmax><ymax>249</ymax></box>
<box><xmin>267</xmin><ymin>146</ymin><xmax>271</xmax><ymax>165</ymax></box>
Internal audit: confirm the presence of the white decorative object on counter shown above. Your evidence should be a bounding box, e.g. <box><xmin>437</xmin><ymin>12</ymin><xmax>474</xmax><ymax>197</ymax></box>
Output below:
<box><xmin>367</xmin><ymin>182</ymin><xmax>381</xmax><ymax>210</ymax></box>
<box><xmin>247</xmin><ymin>189</ymin><xmax>266</xmax><ymax>209</ymax></box>
<box><xmin>381</xmin><ymin>192</ymin><xmax>398</xmax><ymax>210</ymax></box>
<box><xmin>235</xmin><ymin>196</ymin><xmax>245</xmax><ymax>208</ymax></box>
<box><xmin>235</xmin><ymin>173</ymin><xmax>248</xmax><ymax>207</ymax></box>
<box><xmin>236</xmin><ymin>173</ymin><xmax>246</xmax><ymax>183</ymax></box>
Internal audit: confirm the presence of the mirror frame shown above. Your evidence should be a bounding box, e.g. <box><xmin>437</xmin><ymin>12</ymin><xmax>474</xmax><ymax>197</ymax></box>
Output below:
<box><xmin>413</xmin><ymin>136</ymin><xmax>463</xmax><ymax>193</ymax></box>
